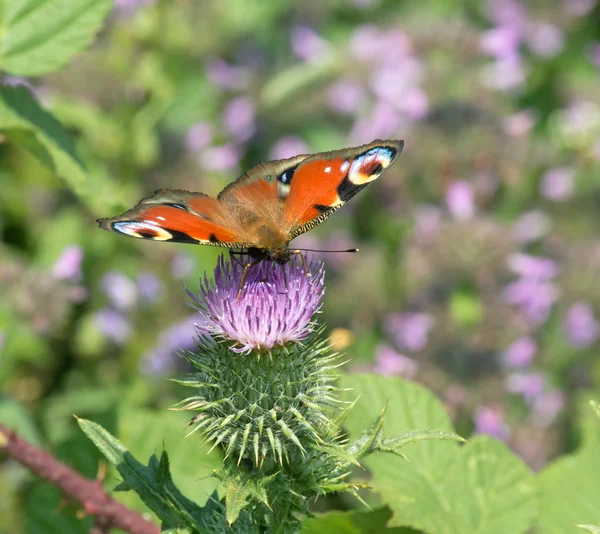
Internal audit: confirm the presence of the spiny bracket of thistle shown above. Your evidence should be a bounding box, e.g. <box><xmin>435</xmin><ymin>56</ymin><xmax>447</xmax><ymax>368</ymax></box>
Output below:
<box><xmin>171</xmin><ymin>327</ymin><xmax>347</xmax><ymax>469</ymax></box>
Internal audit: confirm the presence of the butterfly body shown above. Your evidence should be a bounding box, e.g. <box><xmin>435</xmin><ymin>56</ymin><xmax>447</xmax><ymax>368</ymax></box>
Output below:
<box><xmin>98</xmin><ymin>139</ymin><xmax>404</xmax><ymax>261</ymax></box>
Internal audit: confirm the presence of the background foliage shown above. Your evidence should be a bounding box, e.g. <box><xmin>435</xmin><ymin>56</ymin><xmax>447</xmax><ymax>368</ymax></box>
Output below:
<box><xmin>2</xmin><ymin>0</ymin><xmax>600</xmax><ymax>532</ymax></box>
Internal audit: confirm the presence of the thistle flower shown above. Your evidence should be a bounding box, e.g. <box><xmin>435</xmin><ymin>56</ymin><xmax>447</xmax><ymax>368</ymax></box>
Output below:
<box><xmin>187</xmin><ymin>255</ymin><xmax>325</xmax><ymax>354</ymax></box>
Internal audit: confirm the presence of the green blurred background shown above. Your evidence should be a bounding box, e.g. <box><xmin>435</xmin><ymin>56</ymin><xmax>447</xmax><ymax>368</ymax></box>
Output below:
<box><xmin>2</xmin><ymin>0</ymin><xmax>600</xmax><ymax>531</ymax></box>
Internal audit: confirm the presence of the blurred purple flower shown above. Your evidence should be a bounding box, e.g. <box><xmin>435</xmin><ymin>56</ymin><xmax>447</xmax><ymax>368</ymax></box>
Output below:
<box><xmin>369</xmin><ymin>59</ymin><xmax>426</xmax><ymax>110</ymax></box>
<box><xmin>222</xmin><ymin>97</ymin><xmax>256</xmax><ymax>143</ymax></box>
<box><xmin>199</xmin><ymin>144</ymin><xmax>241</xmax><ymax>172</ymax></box>
<box><xmin>563</xmin><ymin>0</ymin><xmax>597</xmax><ymax>17</ymax></box>
<box><xmin>385</xmin><ymin>312</ymin><xmax>434</xmax><ymax>353</ymax></box>
<box><xmin>349</xmin><ymin>26</ymin><xmax>410</xmax><ymax>65</ymax></box>
<box><xmin>142</xmin><ymin>316</ymin><xmax>199</xmax><ymax>375</ymax></box>
<box><xmin>95</xmin><ymin>309</ymin><xmax>131</xmax><ymax>344</ymax></box>
<box><xmin>327</xmin><ymin>79</ymin><xmax>365</xmax><ymax>115</ymax></box>
<box><xmin>502</xmin><ymin>336</ymin><xmax>537</xmax><ymax>368</ymax></box>
<box><xmin>350</xmin><ymin>0</ymin><xmax>381</xmax><ymax>7</ymax></box>
<box><xmin>398</xmin><ymin>88</ymin><xmax>429</xmax><ymax>120</ymax></box>
<box><xmin>137</xmin><ymin>272</ymin><xmax>163</xmax><ymax>303</ymax></box>
<box><xmin>101</xmin><ymin>271</ymin><xmax>137</xmax><ymax>311</ymax></box>
<box><xmin>206</xmin><ymin>59</ymin><xmax>249</xmax><ymax>90</ymax></box>
<box><xmin>563</xmin><ymin>302</ymin><xmax>600</xmax><ymax>348</ymax></box>
<box><xmin>474</xmin><ymin>405</ymin><xmax>511</xmax><ymax>441</ymax></box>
<box><xmin>505</xmin><ymin>372</ymin><xmax>546</xmax><ymax>402</ymax></box>
<box><xmin>291</xmin><ymin>26</ymin><xmax>329</xmax><ymax>62</ymax></box>
<box><xmin>531</xmin><ymin>389</ymin><xmax>565</xmax><ymax>426</ymax></box>
<box><xmin>557</xmin><ymin>100</ymin><xmax>600</xmax><ymax>138</ymax></box>
<box><xmin>187</xmin><ymin>255</ymin><xmax>325</xmax><ymax>354</ymax></box>
<box><xmin>414</xmin><ymin>205</ymin><xmax>443</xmax><ymax>241</ymax></box>
<box><xmin>507</xmin><ymin>253</ymin><xmax>558</xmax><ymax>281</ymax></box>
<box><xmin>512</xmin><ymin>210</ymin><xmax>550</xmax><ymax>244</ymax></box>
<box><xmin>446</xmin><ymin>180</ymin><xmax>475</xmax><ymax>220</ymax></box>
<box><xmin>350</xmin><ymin>100</ymin><xmax>403</xmax><ymax>144</ymax></box>
<box><xmin>268</xmin><ymin>136</ymin><xmax>310</xmax><ymax>160</ymax></box>
<box><xmin>185</xmin><ymin>122</ymin><xmax>213</xmax><ymax>152</ymax></box>
<box><xmin>486</xmin><ymin>0</ymin><xmax>527</xmax><ymax>30</ymax></box>
<box><xmin>540</xmin><ymin>167</ymin><xmax>575</xmax><ymax>201</ymax></box>
<box><xmin>52</xmin><ymin>245</ymin><xmax>84</xmax><ymax>282</ymax></box>
<box><xmin>504</xmin><ymin>278</ymin><xmax>559</xmax><ymax>326</ymax></box>
<box><xmin>374</xmin><ymin>344</ymin><xmax>418</xmax><ymax>378</ymax></box>
<box><xmin>503</xmin><ymin>109</ymin><xmax>536</xmax><ymax>138</ymax></box>
<box><xmin>480</xmin><ymin>26</ymin><xmax>521</xmax><ymax>58</ymax></box>
<box><xmin>526</xmin><ymin>22</ymin><xmax>564</xmax><ymax>58</ymax></box>
<box><xmin>172</xmin><ymin>254</ymin><xmax>196</xmax><ymax>279</ymax></box>
<box><xmin>482</xmin><ymin>55</ymin><xmax>526</xmax><ymax>91</ymax></box>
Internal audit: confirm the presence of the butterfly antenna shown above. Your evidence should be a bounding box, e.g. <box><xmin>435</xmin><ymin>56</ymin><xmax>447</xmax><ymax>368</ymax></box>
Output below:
<box><xmin>293</xmin><ymin>248</ymin><xmax>360</xmax><ymax>254</ymax></box>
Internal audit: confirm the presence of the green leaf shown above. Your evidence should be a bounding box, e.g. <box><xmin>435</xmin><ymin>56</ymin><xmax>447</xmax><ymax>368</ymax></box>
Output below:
<box><xmin>115</xmin><ymin>409</ymin><xmax>221</xmax><ymax>509</ymax></box>
<box><xmin>537</xmin><ymin>444</ymin><xmax>600</xmax><ymax>533</ymax></box>
<box><xmin>301</xmin><ymin>507</ymin><xmax>419</xmax><ymax>533</ymax></box>
<box><xmin>0</xmin><ymin>0</ymin><xmax>112</xmax><ymax>76</ymax></box>
<box><xmin>77</xmin><ymin>417</ymin><xmax>212</xmax><ymax>533</ymax></box>
<box><xmin>341</xmin><ymin>374</ymin><xmax>536</xmax><ymax>534</ymax></box>
<box><xmin>0</xmin><ymin>397</ymin><xmax>43</xmax><ymax>447</ymax></box>
<box><xmin>577</xmin><ymin>526</ymin><xmax>600</xmax><ymax>533</ymax></box>
<box><xmin>0</xmin><ymin>85</ymin><xmax>124</xmax><ymax>211</ymax></box>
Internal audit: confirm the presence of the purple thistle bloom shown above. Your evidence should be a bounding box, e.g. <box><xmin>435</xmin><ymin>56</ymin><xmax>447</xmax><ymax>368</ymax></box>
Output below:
<box><xmin>52</xmin><ymin>245</ymin><xmax>84</xmax><ymax>282</ymax></box>
<box><xmin>563</xmin><ymin>0</ymin><xmax>597</xmax><ymax>17</ymax></box>
<box><xmin>101</xmin><ymin>271</ymin><xmax>137</xmax><ymax>311</ymax></box>
<box><xmin>95</xmin><ymin>309</ymin><xmax>132</xmax><ymax>344</ymax></box>
<box><xmin>142</xmin><ymin>316</ymin><xmax>200</xmax><ymax>374</ymax></box>
<box><xmin>187</xmin><ymin>255</ymin><xmax>325</xmax><ymax>354</ymax></box>
<box><xmin>481</xmin><ymin>54</ymin><xmax>526</xmax><ymax>91</ymax></box>
<box><xmin>474</xmin><ymin>405</ymin><xmax>511</xmax><ymax>441</ymax></box>
<box><xmin>385</xmin><ymin>312</ymin><xmax>434</xmax><ymax>353</ymax></box>
<box><xmin>563</xmin><ymin>302</ymin><xmax>600</xmax><ymax>348</ymax></box>
<box><xmin>502</xmin><ymin>336</ymin><xmax>537</xmax><ymax>368</ymax></box>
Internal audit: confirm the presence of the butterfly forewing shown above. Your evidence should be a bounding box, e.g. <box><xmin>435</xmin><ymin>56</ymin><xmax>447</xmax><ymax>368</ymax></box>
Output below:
<box><xmin>284</xmin><ymin>139</ymin><xmax>403</xmax><ymax>238</ymax></box>
<box><xmin>97</xmin><ymin>189</ymin><xmax>253</xmax><ymax>247</ymax></box>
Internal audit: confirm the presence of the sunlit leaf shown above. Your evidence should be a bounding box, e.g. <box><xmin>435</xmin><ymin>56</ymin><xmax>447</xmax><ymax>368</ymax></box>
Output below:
<box><xmin>0</xmin><ymin>0</ymin><xmax>112</xmax><ymax>76</ymax></box>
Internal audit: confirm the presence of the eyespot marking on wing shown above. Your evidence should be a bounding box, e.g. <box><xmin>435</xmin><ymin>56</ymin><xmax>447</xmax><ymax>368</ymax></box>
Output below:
<box><xmin>347</xmin><ymin>146</ymin><xmax>398</xmax><ymax>185</ymax></box>
<box><xmin>112</xmin><ymin>221</ymin><xmax>173</xmax><ymax>241</ymax></box>
<box><xmin>277</xmin><ymin>165</ymin><xmax>298</xmax><ymax>198</ymax></box>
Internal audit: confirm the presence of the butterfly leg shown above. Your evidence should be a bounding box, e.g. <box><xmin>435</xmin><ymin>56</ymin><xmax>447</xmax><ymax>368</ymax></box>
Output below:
<box><xmin>291</xmin><ymin>249</ymin><xmax>311</xmax><ymax>278</ymax></box>
<box><xmin>237</xmin><ymin>259</ymin><xmax>260</xmax><ymax>301</ymax></box>
<box><xmin>229</xmin><ymin>249</ymin><xmax>247</xmax><ymax>268</ymax></box>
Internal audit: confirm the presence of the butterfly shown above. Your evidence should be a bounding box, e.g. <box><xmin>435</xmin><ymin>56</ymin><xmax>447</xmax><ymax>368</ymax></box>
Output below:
<box><xmin>98</xmin><ymin>139</ymin><xmax>403</xmax><ymax>293</ymax></box>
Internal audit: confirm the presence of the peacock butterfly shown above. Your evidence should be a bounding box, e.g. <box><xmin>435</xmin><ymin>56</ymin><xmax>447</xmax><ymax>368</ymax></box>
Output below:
<box><xmin>98</xmin><ymin>139</ymin><xmax>403</xmax><ymax>291</ymax></box>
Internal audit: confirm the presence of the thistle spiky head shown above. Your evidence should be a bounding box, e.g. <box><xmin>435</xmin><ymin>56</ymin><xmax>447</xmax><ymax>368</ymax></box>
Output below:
<box><xmin>173</xmin><ymin>255</ymin><xmax>341</xmax><ymax>468</ymax></box>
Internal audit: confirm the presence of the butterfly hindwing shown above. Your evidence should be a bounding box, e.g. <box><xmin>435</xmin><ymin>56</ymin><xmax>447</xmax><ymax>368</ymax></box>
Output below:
<box><xmin>97</xmin><ymin>189</ymin><xmax>251</xmax><ymax>247</ymax></box>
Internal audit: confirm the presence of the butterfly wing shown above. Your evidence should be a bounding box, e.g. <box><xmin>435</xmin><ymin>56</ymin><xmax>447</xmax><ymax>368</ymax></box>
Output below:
<box><xmin>97</xmin><ymin>189</ymin><xmax>253</xmax><ymax>247</ymax></box>
<box><xmin>283</xmin><ymin>139</ymin><xmax>403</xmax><ymax>238</ymax></box>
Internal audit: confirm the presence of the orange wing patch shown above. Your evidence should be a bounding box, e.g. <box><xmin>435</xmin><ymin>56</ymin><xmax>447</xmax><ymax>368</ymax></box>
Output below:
<box><xmin>283</xmin><ymin>158</ymin><xmax>346</xmax><ymax>227</ymax></box>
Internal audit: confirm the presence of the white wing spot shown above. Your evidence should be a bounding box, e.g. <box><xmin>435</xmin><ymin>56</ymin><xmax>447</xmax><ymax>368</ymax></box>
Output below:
<box><xmin>340</xmin><ymin>161</ymin><xmax>350</xmax><ymax>173</ymax></box>
<box><xmin>324</xmin><ymin>166</ymin><xmax>331</xmax><ymax>173</ymax></box>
